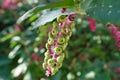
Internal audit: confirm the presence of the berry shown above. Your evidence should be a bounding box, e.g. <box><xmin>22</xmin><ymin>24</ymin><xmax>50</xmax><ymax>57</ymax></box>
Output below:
<box><xmin>45</xmin><ymin>51</ymin><xmax>51</xmax><ymax>58</ymax></box>
<box><xmin>48</xmin><ymin>33</ymin><xmax>53</xmax><ymax>38</ymax></box>
<box><xmin>51</xmin><ymin>67</ymin><xmax>58</xmax><ymax>75</ymax></box>
<box><xmin>44</xmin><ymin>57</ymin><xmax>48</xmax><ymax>63</ymax></box>
<box><xmin>62</xmin><ymin>43</ymin><xmax>68</xmax><ymax>50</ymax></box>
<box><xmin>87</xmin><ymin>17</ymin><xmax>97</xmax><ymax>32</ymax></box>
<box><xmin>65</xmin><ymin>36</ymin><xmax>70</xmax><ymax>42</ymax></box>
<box><xmin>57</xmin><ymin>15</ymin><xmax>66</xmax><ymax>23</ymax></box>
<box><xmin>53</xmin><ymin>21</ymin><xmax>58</xmax><ymax>28</ymax></box>
<box><xmin>51</xmin><ymin>28</ymin><xmax>59</xmax><ymax>36</ymax></box>
<box><xmin>61</xmin><ymin>53</ymin><xmax>65</xmax><ymax>58</ymax></box>
<box><xmin>58</xmin><ymin>63</ymin><xmax>62</xmax><ymax>68</ymax></box>
<box><xmin>54</xmin><ymin>46</ymin><xmax>63</xmax><ymax>54</ymax></box>
<box><xmin>45</xmin><ymin>43</ymin><xmax>50</xmax><ymax>49</ymax></box>
<box><xmin>43</xmin><ymin>62</ymin><xmax>47</xmax><ymax>69</ymax></box>
<box><xmin>47</xmin><ymin>59</ymin><xmax>55</xmax><ymax>66</ymax></box>
<box><xmin>58</xmin><ymin>37</ymin><xmax>66</xmax><ymax>44</ymax></box>
<box><xmin>68</xmin><ymin>14</ymin><xmax>75</xmax><ymax>21</ymax></box>
<box><xmin>61</xmin><ymin>28</ymin><xmax>69</xmax><ymax>34</ymax></box>
<box><xmin>48</xmin><ymin>38</ymin><xmax>54</xmax><ymax>45</ymax></box>
<box><xmin>70</xmin><ymin>22</ymin><xmax>75</xmax><ymax>29</ymax></box>
<box><xmin>57</xmin><ymin>56</ymin><xmax>64</xmax><ymax>63</ymax></box>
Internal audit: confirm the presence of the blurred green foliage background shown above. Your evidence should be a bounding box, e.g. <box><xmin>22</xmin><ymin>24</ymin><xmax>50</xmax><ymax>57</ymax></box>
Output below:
<box><xmin>0</xmin><ymin>0</ymin><xmax>120</xmax><ymax>80</ymax></box>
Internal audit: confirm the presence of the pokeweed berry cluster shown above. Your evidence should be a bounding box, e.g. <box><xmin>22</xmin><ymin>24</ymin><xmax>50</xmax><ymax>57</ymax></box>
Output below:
<box><xmin>109</xmin><ymin>24</ymin><xmax>120</xmax><ymax>50</ymax></box>
<box><xmin>42</xmin><ymin>13</ymin><xmax>75</xmax><ymax>77</ymax></box>
<box><xmin>87</xmin><ymin>17</ymin><xmax>97</xmax><ymax>32</ymax></box>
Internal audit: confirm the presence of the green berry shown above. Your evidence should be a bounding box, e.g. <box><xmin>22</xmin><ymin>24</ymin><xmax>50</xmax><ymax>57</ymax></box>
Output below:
<box><xmin>61</xmin><ymin>53</ymin><xmax>65</xmax><ymax>58</ymax></box>
<box><xmin>45</xmin><ymin>43</ymin><xmax>49</xmax><ymax>49</ymax></box>
<box><xmin>58</xmin><ymin>63</ymin><xmax>62</xmax><ymax>68</ymax></box>
<box><xmin>44</xmin><ymin>57</ymin><xmax>48</xmax><ymax>62</ymax></box>
<box><xmin>52</xmin><ymin>28</ymin><xmax>59</xmax><ymax>36</ymax></box>
<box><xmin>43</xmin><ymin>62</ymin><xmax>47</xmax><ymax>69</ymax></box>
<box><xmin>47</xmin><ymin>59</ymin><xmax>55</xmax><ymax>66</ymax></box>
<box><xmin>65</xmin><ymin>36</ymin><xmax>70</xmax><ymax>42</ymax></box>
<box><xmin>58</xmin><ymin>37</ymin><xmax>66</xmax><ymax>44</ymax></box>
<box><xmin>62</xmin><ymin>43</ymin><xmax>68</xmax><ymax>50</ymax></box>
<box><xmin>48</xmin><ymin>32</ymin><xmax>53</xmax><ymax>38</ymax></box>
<box><xmin>68</xmin><ymin>31</ymin><xmax>72</xmax><ymax>37</ymax></box>
<box><xmin>70</xmin><ymin>22</ymin><xmax>75</xmax><ymax>29</ymax></box>
<box><xmin>53</xmin><ymin>21</ymin><xmax>58</xmax><ymax>28</ymax></box>
<box><xmin>51</xmin><ymin>67</ymin><xmax>58</xmax><ymax>75</ymax></box>
<box><xmin>61</xmin><ymin>28</ymin><xmax>69</xmax><ymax>34</ymax></box>
<box><xmin>48</xmin><ymin>38</ymin><xmax>54</xmax><ymax>45</ymax></box>
<box><xmin>57</xmin><ymin>56</ymin><xmax>64</xmax><ymax>63</ymax></box>
<box><xmin>45</xmin><ymin>51</ymin><xmax>51</xmax><ymax>58</ymax></box>
<box><xmin>54</xmin><ymin>46</ymin><xmax>63</xmax><ymax>54</ymax></box>
<box><xmin>57</xmin><ymin>15</ymin><xmax>66</xmax><ymax>23</ymax></box>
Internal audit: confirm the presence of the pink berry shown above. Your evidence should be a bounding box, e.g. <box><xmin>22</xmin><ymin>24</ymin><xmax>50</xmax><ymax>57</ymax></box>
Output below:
<box><xmin>115</xmin><ymin>68</ymin><xmax>120</xmax><ymax>74</ymax></box>
<box><xmin>87</xmin><ymin>17</ymin><xmax>97</xmax><ymax>32</ymax></box>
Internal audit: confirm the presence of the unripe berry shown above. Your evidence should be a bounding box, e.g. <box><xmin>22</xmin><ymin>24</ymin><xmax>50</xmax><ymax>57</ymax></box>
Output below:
<box><xmin>68</xmin><ymin>31</ymin><xmax>72</xmax><ymax>37</ymax></box>
<box><xmin>61</xmin><ymin>28</ymin><xmax>69</xmax><ymax>35</ymax></box>
<box><xmin>43</xmin><ymin>62</ymin><xmax>47</xmax><ymax>69</ymax></box>
<box><xmin>57</xmin><ymin>15</ymin><xmax>66</xmax><ymax>23</ymax></box>
<box><xmin>58</xmin><ymin>37</ymin><xmax>66</xmax><ymax>44</ymax></box>
<box><xmin>51</xmin><ymin>67</ymin><xmax>58</xmax><ymax>75</ymax></box>
<box><xmin>54</xmin><ymin>46</ymin><xmax>63</xmax><ymax>54</ymax></box>
<box><xmin>53</xmin><ymin>21</ymin><xmax>58</xmax><ymax>28</ymax></box>
<box><xmin>65</xmin><ymin>36</ymin><xmax>70</xmax><ymax>42</ymax></box>
<box><xmin>70</xmin><ymin>22</ymin><xmax>75</xmax><ymax>29</ymax></box>
<box><xmin>58</xmin><ymin>63</ymin><xmax>62</xmax><ymax>68</ymax></box>
<box><xmin>48</xmin><ymin>33</ymin><xmax>53</xmax><ymax>38</ymax></box>
<box><xmin>62</xmin><ymin>43</ymin><xmax>68</xmax><ymax>50</ymax></box>
<box><xmin>61</xmin><ymin>53</ymin><xmax>65</xmax><ymax>58</ymax></box>
<box><xmin>44</xmin><ymin>57</ymin><xmax>48</xmax><ymax>63</ymax></box>
<box><xmin>45</xmin><ymin>43</ymin><xmax>50</xmax><ymax>49</ymax></box>
<box><xmin>47</xmin><ymin>59</ymin><xmax>55</xmax><ymax>66</ymax></box>
<box><xmin>51</xmin><ymin>28</ymin><xmax>59</xmax><ymax>36</ymax></box>
<box><xmin>45</xmin><ymin>51</ymin><xmax>51</xmax><ymax>58</ymax></box>
<box><xmin>57</xmin><ymin>56</ymin><xmax>64</xmax><ymax>63</ymax></box>
<box><xmin>48</xmin><ymin>38</ymin><xmax>54</xmax><ymax>45</ymax></box>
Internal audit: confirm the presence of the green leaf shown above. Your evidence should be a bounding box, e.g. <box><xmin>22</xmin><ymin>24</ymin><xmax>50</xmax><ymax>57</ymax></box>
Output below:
<box><xmin>81</xmin><ymin>0</ymin><xmax>93</xmax><ymax>11</ymax></box>
<box><xmin>0</xmin><ymin>66</ymin><xmax>11</xmax><ymax>80</ymax></box>
<box><xmin>90</xmin><ymin>48</ymin><xmax>105</xmax><ymax>60</ymax></box>
<box><xmin>94</xmin><ymin>72</ymin><xmax>111</xmax><ymax>80</ymax></box>
<box><xmin>17</xmin><ymin>0</ymin><xmax>74</xmax><ymax>24</ymax></box>
<box><xmin>0</xmin><ymin>41</ymin><xmax>9</xmax><ymax>52</ymax></box>
<box><xmin>87</xmin><ymin>0</ymin><xmax>120</xmax><ymax>25</ymax></box>
<box><xmin>0</xmin><ymin>54</ymin><xmax>11</xmax><ymax>66</ymax></box>
<box><xmin>33</xmin><ymin>9</ymin><xmax>68</xmax><ymax>28</ymax></box>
